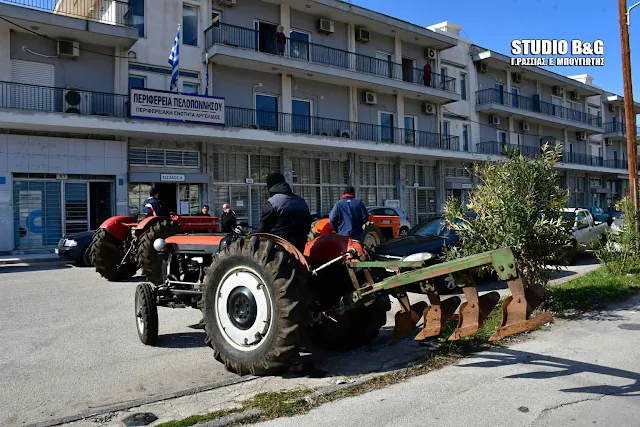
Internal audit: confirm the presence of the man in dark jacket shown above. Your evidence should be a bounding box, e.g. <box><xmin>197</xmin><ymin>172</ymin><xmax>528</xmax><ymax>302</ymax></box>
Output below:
<box><xmin>329</xmin><ymin>187</ymin><xmax>369</xmax><ymax>240</ymax></box>
<box><xmin>143</xmin><ymin>188</ymin><xmax>162</xmax><ymax>217</ymax></box>
<box><xmin>260</xmin><ymin>172</ymin><xmax>311</xmax><ymax>251</ymax></box>
<box><xmin>276</xmin><ymin>26</ymin><xmax>287</xmax><ymax>56</ymax></box>
<box><xmin>220</xmin><ymin>203</ymin><xmax>237</xmax><ymax>233</ymax></box>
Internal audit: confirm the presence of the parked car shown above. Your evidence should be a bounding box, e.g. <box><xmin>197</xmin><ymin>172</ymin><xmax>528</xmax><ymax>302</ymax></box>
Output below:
<box><xmin>588</xmin><ymin>206</ymin><xmax>613</xmax><ymax>225</ymax></box>
<box><xmin>372</xmin><ymin>216</ymin><xmax>462</xmax><ymax>293</ymax></box>
<box><xmin>55</xmin><ymin>231</ymin><xmax>94</xmax><ymax>266</ymax></box>
<box><xmin>368</xmin><ymin>206</ymin><xmax>411</xmax><ymax>236</ymax></box>
<box><xmin>562</xmin><ymin>208</ymin><xmax>609</xmax><ymax>252</ymax></box>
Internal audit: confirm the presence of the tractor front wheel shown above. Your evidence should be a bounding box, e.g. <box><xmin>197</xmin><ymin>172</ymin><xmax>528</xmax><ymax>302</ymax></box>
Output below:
<box><xmin>137</xmin><ymin>220</ymin><xmax>181</xmax><ymax>285</ymax></box>
<box><xmin>203</xmin><ymin>236</ymin><xmax>307</xmax><ymax>376</ymax></box>
<box><xmin>90</xmin><ymin>229</ymin><xmax>138</xmax><ymax>281</ymax></box>
<box><xmin>361</xmin><ymin>221</ymin><xmax>383</xmax><ymax>249</ymax></box>
<box><xmin>135</xmin><ymin>283</ymin><xmax>159</xmax><ymax>345</ymax></box>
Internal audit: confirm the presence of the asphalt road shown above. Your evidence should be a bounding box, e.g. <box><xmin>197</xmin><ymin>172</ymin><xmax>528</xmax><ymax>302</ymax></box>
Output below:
<box><xmin>0</xmin><ymin>256</ymin><xmax>601</xmax><ymax>426</ymax></box>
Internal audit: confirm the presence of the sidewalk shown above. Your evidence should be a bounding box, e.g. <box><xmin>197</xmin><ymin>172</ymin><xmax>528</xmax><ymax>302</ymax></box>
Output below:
<box><xmin>0</xmin><ymin>252</ymin><xmax>62</xmax><ymax>266</ymax></box>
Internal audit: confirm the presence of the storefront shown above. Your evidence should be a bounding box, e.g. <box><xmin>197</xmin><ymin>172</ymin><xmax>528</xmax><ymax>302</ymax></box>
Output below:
<box><xmin>405</xmin><ymin>163</ymin><xmax>437</xmax><ymax>224</ymax></box>
<box><xmin>291</xmin><ymin>155</ymin><xmax>349</xmax><ymax>217</ymax></box>
<box><xmin>444</xmin><ymin>164</ymin><xmax>472</xmax><ymax>208</ymax></box>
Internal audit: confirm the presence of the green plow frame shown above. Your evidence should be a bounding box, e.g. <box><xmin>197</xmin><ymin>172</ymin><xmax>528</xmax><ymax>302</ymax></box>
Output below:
<box><xmin>344</xmin><ymin>247</ymin><xmax>551</xmax><ymax>342</ymax></box>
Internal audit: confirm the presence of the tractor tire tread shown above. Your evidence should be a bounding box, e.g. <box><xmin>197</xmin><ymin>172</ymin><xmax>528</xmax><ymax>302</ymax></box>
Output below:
<box><xmin>137</xmin><ymin>220</ymin><xmax>181</xmax><ymax>285</ymax></box>
<box><xmin>91</xmin><ymin>228</ymin><xmax>137</xmax><ymax>281</ymax></box>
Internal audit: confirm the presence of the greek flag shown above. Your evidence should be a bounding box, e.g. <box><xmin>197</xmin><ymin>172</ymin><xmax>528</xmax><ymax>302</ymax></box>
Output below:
<box><xmin>168</xmin><ymin>25</ymin><xmax>180</xmax><ymax>91</ymax></box>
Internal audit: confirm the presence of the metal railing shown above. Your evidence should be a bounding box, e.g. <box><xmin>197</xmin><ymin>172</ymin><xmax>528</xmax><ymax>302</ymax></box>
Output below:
<box><xmin>560</xmin><ymin>151</ymin><xmax>604</xmax><ymax>167</ymax></box>
<box><xmin>476</xmin><ymin>141</ymin><xmax>541</xmax><ymax>158</ymax></box>
<box><xmin>204</xmin><ymin>23</ymin><xmax>457</xmax><ymax>93</ymax></box>
<box><xmin>0</xmin><ymin>81</ymin><xmax>129</xmax><ymax>117</ymax></box>
<box><xmin>603</xmin><ymin>121</ymin><xmax>640</xmax><ymax>135</ymax></box>
<box><xmin>1</xmin><ymin>0</ymin><xmax>133</xmax><ymax>27</ymax></box>
<box><xmin>603</xmin><ymin>158</ymin><xmax>628</xmax><ymax>169</ymax></box>
<box><xmin>476</xmin><ymin>88</ymin><xmax>602</xmax><ymax>127</ymax></box>
<box><xmin>225</xmin><ymin>106</ymin><xmax>460</xmax><ymax>150</ymax></box>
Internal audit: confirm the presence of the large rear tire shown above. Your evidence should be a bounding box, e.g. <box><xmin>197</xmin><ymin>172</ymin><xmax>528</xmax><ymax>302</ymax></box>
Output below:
<box><xmin>361</xmin><ymin>221</ymin><xmax>383</xmax><ymax>249</ymax></box>
<box><xmin>90</xmin><ymin>228</ymin><xmax>138</xmax><ymax>281</ymax></box>
<box><xmin>137</xmin><ymin>220</ymin><xmax>181</xmax><ymax>285</ymax></box>
<box><xmin>203</xmin><ymin>236</ymin><xmax>307</xmax><ymax>376</ymax></box>
<box><xmin>309</xmin><ymin>295</ymin><xmax>390</xmax><ymax>351</ymax></box>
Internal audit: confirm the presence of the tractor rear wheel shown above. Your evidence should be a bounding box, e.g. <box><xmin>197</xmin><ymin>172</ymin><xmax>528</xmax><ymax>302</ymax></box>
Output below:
<box><xmin>361</xmin><ymin>221</ymin><xmax>383</xmax><ymax>249</ymax></box>
<box><xmin>309</xmin><ymin>295</ymin><xmax>390</xmax><ymax>351</ymax></box>
<box><xmin>137</xmin><ymin>220</ymin><xmax>181</xmax><ymax>285</ymax></box>
<box><xmin>90</xmin><ymin>228</ymin><xmax>138</xmax><ymax>281</ymax></box>
<box><xmin>203</xmin><ymin>236</ymin><xmax>307</xmax><ymax>376</ymax></box>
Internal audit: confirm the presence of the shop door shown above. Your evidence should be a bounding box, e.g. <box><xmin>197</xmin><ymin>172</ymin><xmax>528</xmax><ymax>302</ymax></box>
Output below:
<box><xmin>408</xmin><ymin>187</ymin><xmax>436</xmax><ymax>224</ymax></box>
<box><xmin>90</xmin><ymin>182</ymin><xmax>113</xmax><ymax>230</ymax></box>
<box><xmin>64</xmin><ymin>182</ymin><xmax>89</xmax><ymax>235</ymax></box>
<box><xmin>13</xmin><ymin>180</ymin><xmax>62</xmax><ymax>249</ymax></box>
<box><xmin>155</xmin><ymin>183</ymin><xmax>177</xmax><ymax>215</ymax></box>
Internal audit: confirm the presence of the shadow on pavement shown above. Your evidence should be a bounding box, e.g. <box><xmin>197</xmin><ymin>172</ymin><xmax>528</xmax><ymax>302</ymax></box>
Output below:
<box><xmin>154</xmin><ymin>332</ymin><xmax>206</xmax><ymax>349</ymax></box>
<box><xmin>459</xmin><ymin>347</ymin><xmax>640</xmax><ymax>397</ymax></box>
<box><xmin>0</xmin><ymin>262</ymin><xmax>72</xmax><ymax>274</ymax></box>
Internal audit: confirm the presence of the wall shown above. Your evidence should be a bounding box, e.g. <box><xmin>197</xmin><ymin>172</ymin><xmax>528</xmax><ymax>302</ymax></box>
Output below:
<box><xmin>404</xmin><ymin>98</ymin><xmax>437</xmax><ymax>133</ymax></box>
<box><xmin>401</xmin><ymin>41</ymin><xmax>425</xmax><ymax>70</ymax></box>
<box><xmin>512</xmin><ymin>75</ymin><xmax>537</xmax><ymax>98</ymax></box>
<box><xmin>478</xmin><ymin>112</ymin><xmax>508</xmax><ymax>143</ymax></box>
<box><xmin>289</xmin><ymin>9</ymin><xmax>349</xmax><ymax>51</ymax></box>
<box><xmin>476</xmin><ymin>67</ymin><xmax>505</xmax><ymax>92</ymax></box>
<box><xmin>215</xmin><ymin>0</ymin><xmax>280</xmax><ymax>29</ymax></box>
<box><xmin>291</xmin><ymin>78</ymin><xmax>349</xmax><ymax>121</ymax></box>
<box><xmin>356</xmin><ymin>30</ymin><xmax>394</xmax><ymax>58</ymax></box>
<box><xmin>10</xmin><ymin>32</ymin><xmax>115</xmax><ymax>92</ymax></box>
<box><xmin>357</xmin><ymin>89</ymin><xmax>396</xmax><ymax>125</ymax></box>
<box><xmin>211</xmin><ymin>65</ymin><xmax>281</xmax><ymax>110</ymax></box>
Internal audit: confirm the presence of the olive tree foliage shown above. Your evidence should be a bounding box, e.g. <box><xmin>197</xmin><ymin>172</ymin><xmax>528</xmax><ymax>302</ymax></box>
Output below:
<box><xmin>596</xmin><ymin>197</ymin><xmax>640</xmax><ymax>275</ymax></box>
<box><xmin>444</xmin><ymin>144</ymin><xmax>571</xmax><ymax>286</ymax></box>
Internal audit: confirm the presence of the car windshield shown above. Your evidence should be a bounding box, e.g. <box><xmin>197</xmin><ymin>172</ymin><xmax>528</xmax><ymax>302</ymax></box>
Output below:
<box><xmin>410</xmin><ymin>218</ymin><xmax>451</xmax><ymax>237</ymax></box>
<box><xmin>562</xmin><ymin>212</ymin><xmax>576</xmax><ymax>223</ymax></box>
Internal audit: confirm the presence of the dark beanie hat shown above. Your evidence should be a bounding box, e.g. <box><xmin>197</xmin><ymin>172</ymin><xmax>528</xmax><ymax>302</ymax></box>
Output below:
<box><xmin>266</xmin><ymin>172</ymin><xmax>286</xmax><ymax>189</ymax></box>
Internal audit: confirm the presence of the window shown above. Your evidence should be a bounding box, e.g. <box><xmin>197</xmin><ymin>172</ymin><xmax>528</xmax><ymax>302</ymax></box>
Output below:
<box><xmin>440</xmin><ymin>67</ymin><xmax>448</xmax><ymax>90</ymax></box>
<box><xmin>404</xmin><ymin>116</ymin><xmax>416</xmax><ymax>144</ymax></box>
<box><xmin>182</xmin><ymin>82</ymin><xmax>199</xmax><ymax>94</ymax></box>
<box><xmin>498</xmin><ymin>130</ymin><xmax>507</xmax><ymax>143</ymax></box>
<box><xmin>442</xmin><ymin>120</ymin><xmax>450</xmax><ymax>135</ymax></box>
<box><xmin>129</xmin><ymin>0</ymin><xmax>145</xmax><ymax>37</ymax></box>
<box><xmin>462</xmin><ymin>124</ymin><xmax>469</xmax><ymax>151</ymax></box>
<box><xmin>442</xmin><ymin>120</ymin><xmax>450</xmax><ymax>149</ymax></box>
<box><xmin>255</xmin><ymin>94</ymin><xmax>278</xmax><ymax>131</ymax></box>
<box><xmin>182</xmin><ymin>4</ymin><xmax>199</xmax><ymax>46</ymax></box>
<box><xmin>379</xmin><ymin>111</ymin><xmax>395</xmax><ymax>143</ymax></box>
<box><xmin>178</xmin><ymin>184</ymin><xmax>200</xmax><ymax>215</ymax></box>
<box><xmin>292</xmin><ymin>98</ymin><xmax>312</xmax><ymax>134</ymax></box>
<box><xmin>460</xmin><ymin>72</ymin><xmax>467</xmax><ymax>100</ymax></box>
<box><xmin>402</xmin><ymin>57</ymin><xmax>416</xmax><ymax>83</ymax></box>
<box><xmin>255</xmin><ymin>21</ymin><xmax>278</xmax><ymax>55</ymax></box>
<box><xmin>511</xmin><ymin>87</ymin><xmax>519</xmax><ymax>108</ymax></box>
<box><xmin>128</xmin><ymin>75</ymin><xmax>145</xmax><ymax>89</ymax></box>
<box><xmin>376</xmin><ymin>51</ymin><xmax>393</xmax><ymax>78</ymax></box>
<box><xmin>495</xmin><ymin>83</ymin><xmax>504</xmax><ymax>104</ymax></box>
<box><xmin>290</xmin><ymin>30</ymin><xmax>310</xmax><ymax>60</ymax></box>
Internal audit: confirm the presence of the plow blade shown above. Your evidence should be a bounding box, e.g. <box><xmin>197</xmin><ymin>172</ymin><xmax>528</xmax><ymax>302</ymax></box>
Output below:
<box><xmin>449</xmin><ymin>290</ymin><xmax>501</xmax><ymax>341</ymax></box>
<box><xmin>489</xmin><ymin>281</ymin><xmax>551</xmax><ymax>342</ymax></box>
<box><xmin>392</xmin><ymin>301</ymin><xmax>428</xmax><ymax>339</ymax></box>
<box><xmin>415</xmin><ymin>294</ymin><xmax>460</xmax><ymax>341</ymax></box>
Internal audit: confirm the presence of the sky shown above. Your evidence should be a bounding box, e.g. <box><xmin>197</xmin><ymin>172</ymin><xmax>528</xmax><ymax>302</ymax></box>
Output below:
<box><xmin>351</xmin><ymin>0</ymin><xmax>639</xmax><ymax>99</ymax></box>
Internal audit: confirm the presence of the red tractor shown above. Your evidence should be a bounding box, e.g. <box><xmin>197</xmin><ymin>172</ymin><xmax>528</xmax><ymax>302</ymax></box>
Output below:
<box><xmin>90</xmin><ymin>214</ymin><xmax>221</xmax><ymax>284</ymax></box>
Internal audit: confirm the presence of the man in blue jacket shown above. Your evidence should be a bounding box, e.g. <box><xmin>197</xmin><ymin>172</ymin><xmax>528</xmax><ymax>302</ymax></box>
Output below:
<box><xmin>329</xmin><ymin>186</ymin><xmax>369</xmax><ymax>240</ymax></box>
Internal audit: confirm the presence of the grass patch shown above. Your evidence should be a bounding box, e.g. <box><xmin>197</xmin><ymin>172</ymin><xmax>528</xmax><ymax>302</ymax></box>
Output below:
<box><xmin>544</xmin><ymin>268</ymin><xmax>640</xmax><ymax>313</ymax></box>
<box><xmin>155</xmin><ymin>408</ymin><xmax>241</xmax><ymax>427</ymax></box>
<box><xmin>244</xmin><ymin>388</ymin><xmax>314</xmax><ymax>419</ymax></box>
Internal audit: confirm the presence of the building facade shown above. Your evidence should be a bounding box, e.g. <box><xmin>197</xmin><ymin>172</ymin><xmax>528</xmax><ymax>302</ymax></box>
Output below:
<box><xmin>0</xmin><ymin>0</ymin><xmax>638</xmax><ymax>252</ymax></box>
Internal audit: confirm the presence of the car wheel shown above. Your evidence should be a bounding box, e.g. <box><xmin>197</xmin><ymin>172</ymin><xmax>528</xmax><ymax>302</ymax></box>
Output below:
<box><xmin>399</xmin><ymin>226</ymin><xmax>409</xmax><ymax>236</ymax></box>
<box><xmin>435</xmin><ymin>274</ymin><xmax>457</xmax><ymax>295</ymax></box>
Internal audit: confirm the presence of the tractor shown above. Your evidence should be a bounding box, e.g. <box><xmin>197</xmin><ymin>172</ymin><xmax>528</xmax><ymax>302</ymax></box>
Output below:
<box><xmin>90</xmin><ymin>214</ymin><xmax>220</xmax><ymax>284</ymax></box>
<box><xmin>134</xmin><ymin>225</ymin><xmax>551</xmax><ymax>376</ymax></box>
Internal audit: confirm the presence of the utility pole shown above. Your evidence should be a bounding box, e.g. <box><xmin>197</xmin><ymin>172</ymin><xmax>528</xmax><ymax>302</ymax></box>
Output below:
<box><xmin>619</xmin><ymin>0</ymin><xmax>639</xmax><ymax>226</ymax></box>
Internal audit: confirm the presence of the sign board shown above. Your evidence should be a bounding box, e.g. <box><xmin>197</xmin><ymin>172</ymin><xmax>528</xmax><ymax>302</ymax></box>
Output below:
<box><xmin>160</xmin><ymin>174</ymin><xmax>186</xmax><ymax>182</ymax></box>
<box><xmin>236</xmin><ymin>200</ymin><xmax>244</xmax><ymax>207</ymax></box>
<box><xmin>413</xmin><ymin>182</ymin><xmax>420</xmax><ymax>188</ymax></box>
<box><xmin>130</xmin><ymin>88</ymin><xmax>225</xmax><ymax>125</ymax></box>
<box><xmin>56</xmin><ymin>174</ymin><xmax>68</xmax><ymax>180</ymax></box>
<box><xmin>245</xmin><ymin>178</ymin><xmax>254</xmax><ymax>184</ymax></box>
<box><xmin>384</xmin><ymin>199</ymin><xmax>400</xmax><ymax>208</ymax></box>
<box><xmin>461</xmin><ymin>183</ymin><xmax>473</xmax><ymax>189</ymax></box>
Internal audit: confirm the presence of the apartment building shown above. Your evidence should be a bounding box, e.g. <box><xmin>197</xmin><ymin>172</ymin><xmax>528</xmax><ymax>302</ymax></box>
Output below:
<box><xmin>0</xmin><ymin>0</ymin><xmax>637</xmax><ymax>252</ymax></box>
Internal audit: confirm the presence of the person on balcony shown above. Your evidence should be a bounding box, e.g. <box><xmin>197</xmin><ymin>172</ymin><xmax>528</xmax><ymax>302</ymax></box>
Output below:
<box><xmin>423</xmin><ymin>62</ymin><xmax>432</xmax><ymax>87</ymax></box>
<box><xmin>276</xmin><ymin>26</ymin><xmax>287</xmax><ymax>56</ymax></box>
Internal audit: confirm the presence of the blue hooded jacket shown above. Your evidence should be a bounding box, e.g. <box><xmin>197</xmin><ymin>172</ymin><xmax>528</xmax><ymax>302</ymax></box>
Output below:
<box><xmin>329</xmin><ymin>194</ymin><xmax>369</xmax><ymax>240</ymax></box>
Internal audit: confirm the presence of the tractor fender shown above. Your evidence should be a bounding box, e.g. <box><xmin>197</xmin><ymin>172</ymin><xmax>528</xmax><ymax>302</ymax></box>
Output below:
<box><xmin>135</xmin><ymin>216</ymin><xmax>169</xmax><ymax>235</ymax></box>
<box><xmin>99</xmin><ymin>216</ymin><xmax>136</xmax><ymax>241</ymax></box>
<box><xmin>251</xmin><ymin>233</ymin><xmax>310</xmax><ymax>272</ymax></box>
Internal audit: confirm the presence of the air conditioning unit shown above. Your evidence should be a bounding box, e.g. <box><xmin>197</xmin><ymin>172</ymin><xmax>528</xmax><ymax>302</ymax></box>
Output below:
<box><xmin>318</xmin><ymin>18</ymin><xmax>334</xmax><ymax>34</ymax></box>
<box><xmin>571</xmin><ymin>91</ymin><xmax>580</xmax><ymax>101</ymax></box>
<box><xmin>422</xmin><ymin>102</ymin><xmax>436</xmax><ymax>115</ymax></box>
<box><xmin>424</xmin><ymin>48</ymin><xmax>437</xmax><ymax>60</ymax></box>
<box><xmin>521</xmin><ymin>122</ymin><xmax>530</xmax><ymax>131</ymax></box>
<box><xmin>362</xmin><ymin>91</ymin><xmax>377</xmax><ymax>105</ymax></box>
<box><xmin>338</xmin><ymin>129</ymin><xmax>352</xmax><ymax>138</ymax></box>
<box><xmin>553</xmin><ymin>86</ymin><xmax>564</xmax><ymax>96</ymax></box>
<box><xmin>576</xmin><ymin>131</ymin><xmax>587</xmax><ymax>141</ymax></box>
<box><xmin>491</xmin><ymin>115</ymin><xmax>500</xmax><ymax>125</ymax></box>
<box><xmin>356</xmin><ymin>27</ymin><xmax>370</xmax><ymax>42</ymax></box>
<box><xmin>217</xmin><ymin>0</ymin><xmax>236</xmax><ymax>6</ymax></box>
<box><xmin>608</xmin><ymin>104</ymin><xmax>616</xmax><ymax>113</ymax></box>
<box><xmin>63</xmin><ymin>89</ymin><xmax>91</xmax><ymax>114</ymax></box>
<box><xmin>477</xmin><ymin>62</ymin><xmax>488</xmax><ymax>73</ymax></box>
<box><xmin>511</xmin><ymin>72</ymin><xmax>522</xmax><ymax>84</ymax></box>
<box><xmin>605</xmin><ymin>138</ymin><xmax>613</xmax><ymax>146</ymax></box>
<box><xmin>57</xmin><ymin>40</ymin><xmax>79</xmax><ymax>58</ymax></box>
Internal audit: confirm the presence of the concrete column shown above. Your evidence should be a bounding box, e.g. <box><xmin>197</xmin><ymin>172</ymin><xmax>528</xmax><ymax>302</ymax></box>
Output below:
<box><xmin>279</xmin><ymin>4</ymin><xmax>291</xmax><ymax>34</ymax></box>
<box><xmin>435</xmin><ymin>160</ymin><xmax>445</xmax><ymax>213</ymax></box>
<box><xmin>206</xmin><ymin>62</ymin><xmax>213</xmax><ymax>96</ymax></box>
<box><xmin>397</xmin><ymin>157</ymin><xmax>409</xmax><ymax>214</ymax></box>
<box><xmin>349</xmin><ymin>152</ymin><xmax>358</xmax><ymax>189</ymax></box>
<box><xmin>281</xmin><ymin>147</ymin><xmax>294</xmax><ymax>187</ymax></box>
<box><xmin>505</xmin><ymin>69</ymin><xmax>512</xmax><ymax>94</ymax></box>
<box><xmin>281</xmin><ymin>74</ymin><xmax>292</xmax><ymax>115</ymax></box>
<box><xmin>508</xmin><ymin>117</ymin><xmax>514</xmax><ymax>144</ymax></box>
<box><xmin>114</xmin><ymin>46</ymin><xmax>129</xmax><ymax>94</ymax></box>
<box><xmin>396</xmin><ymin>94</ymin><xmax>405</xmax><ymax>132</ymax></box>
<box><xmin>393</xmin><ymin>36</ymin><xmax>402</xmax><ymax>65</ymax></box>
<box><xmin>0</xmin><ymin>132</ymin><xmax>12</xmax><ymax>251</ymax></box>
<box><xmin>0</xmin><ymin>25</ymin><xmax>10</xmax><ymax>82</ymax></box>
<box><xmin>349</xmin><ymin>86</ymin><xmax>358</xmax><ymax>134</ymax></box>
<box><xmin>536</xmin><ymin>80</ymin><xmax>541</xmax><ymax>96</ymax></box>
<box><xmin>347</xmin><ymin>24</ymin><xmax>356</xmax><ymax>70</ymax></box>
<box><xmin>115</xmin><ymin>139</ymin><xmax>129</xmax><ymax>216</ymax></box>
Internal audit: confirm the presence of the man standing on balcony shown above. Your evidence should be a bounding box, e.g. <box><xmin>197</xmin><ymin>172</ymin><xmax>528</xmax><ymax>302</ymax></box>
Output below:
<box><xmin>276</xmin><ymin>26</ymin><xmax>287</xmax><ymax>56</ymax></box>
<box><xmin>423</xmin><ymin>62</ymin><xmax>432</xmax><ymax>87</ymax></box>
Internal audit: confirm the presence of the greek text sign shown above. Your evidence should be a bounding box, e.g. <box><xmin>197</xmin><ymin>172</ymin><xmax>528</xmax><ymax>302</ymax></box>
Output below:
<box><xmin>160</xmin><ymin>174</ymin><xmax>186</xmax><ymax>182</ymax></box>
<box><xmin>130</xmin><ymin>89</ymin><xmax>225</xmax><ymax>125</ymax></box>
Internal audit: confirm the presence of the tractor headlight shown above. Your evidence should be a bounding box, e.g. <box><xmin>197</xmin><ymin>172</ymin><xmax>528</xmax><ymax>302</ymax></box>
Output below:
<box><xmin>402</xmin><ymin>252</ymin><xmax>434</xmax><ymax>262</ymax></box>
<box><xmin>63</xmin><ymin>239</ymin><xmax>78</xmax><ymax>247</ymax></box>
<box><xmin>153</xmin><ymin>238</ymin><xmax>166</xmax><ymax>252</ymax></box>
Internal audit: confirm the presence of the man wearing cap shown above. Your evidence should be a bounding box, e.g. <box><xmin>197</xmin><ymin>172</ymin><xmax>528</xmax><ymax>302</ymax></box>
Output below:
<box><xmin>260</xmin><ymin>172</ymin><xmax>311</xmax><ymax>251</ymax></box>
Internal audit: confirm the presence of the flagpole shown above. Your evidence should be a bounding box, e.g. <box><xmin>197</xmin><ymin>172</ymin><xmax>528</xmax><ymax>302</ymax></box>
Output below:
<box><xmin>204</xmin><ymin>52</ymin><xmax>209</xmax><ymax>96</ymax></box>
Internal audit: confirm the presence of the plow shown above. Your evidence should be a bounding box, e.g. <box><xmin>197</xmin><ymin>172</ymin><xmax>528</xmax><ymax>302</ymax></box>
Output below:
<box><xmin>135</xmin><ymin>228</ymin><xmax>551</xmax><ymax>376</ymax></box>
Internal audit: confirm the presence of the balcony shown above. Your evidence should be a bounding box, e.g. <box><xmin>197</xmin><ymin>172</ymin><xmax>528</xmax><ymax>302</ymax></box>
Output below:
<box><xmin>1</xmin><ymin>0</ymin><xmax>132</xmax><ymax>26</ymax></box>
<box><xmin>603</xmin><ymin>121</ymin><xmax>640</xmax><ymax>141</ymax></box>
<box><xmin>603</xmin><ymin>158</ymin><xmax>628</xmax><ymax>170</ymax></box>
<box><xmin>204</xmin><ymin>23</ymin><xmax>459</xmax><ymax>104</ymax></box>
<box><xmin>476</xmin><ymin>88</ymin><xmax>603</xmax><ymax>132</ymax></box>
<box><xmin>0</xmin><ymin>81</ymin><xmax>460</xmax><ymax>153</ymax></box>
<box><xmin>476</xmin><ymin>141</ymin><xmax>541</xmax><ymax>158</ymax></box>
<box><xmin>561</xmin><ymin>152</ymin><xmax>604</xmax><ymax>168</ymax></box>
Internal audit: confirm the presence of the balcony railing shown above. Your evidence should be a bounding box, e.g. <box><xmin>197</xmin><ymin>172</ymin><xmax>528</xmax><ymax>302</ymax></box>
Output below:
<box><xmin>561</xmin><ymin>152</ymin><xmax>604</xmax><ymax>167</ymax></box>
<box><xmin>476</xmin><ymin>88</ymin><xmax>602</xmax><ymax>127</ymax></box>
<box><xmin>226</xmin><ymin>106</ymin><xmax>459</xmax><ymax>150</ymax></box>
<box><xmin>603</xmin><ymin>121</ymin><xmax>640</xmax><ymax>135</ymax></box>
<box><xmin>204</xmin><ymin>22</ymin><xmax>457</xmax><ymax>94</ymax></box>
<box><xmin>476</xmin><ymin>141</ymin><xmax>541</xmax><ymax>158</ymax></box>
<box><xmin>1</xmin><ymin>0</ymin><xmax>132</xmax><ymax>27</ymax></box>
<box><xmin>604</xmin><ymin>158</ymin><xmax>628</xmax><ymax>169</ymax></box>
<box><xmin>0</xmin><ymin>81</ymin><xmax>460</xmax><ymax>151</ymax></box>
<box><xmin>0</xmin><ymin>81</ymin><xmax>129</xmax><ymax>117</ymax></box>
